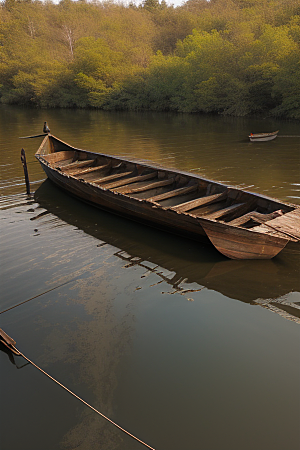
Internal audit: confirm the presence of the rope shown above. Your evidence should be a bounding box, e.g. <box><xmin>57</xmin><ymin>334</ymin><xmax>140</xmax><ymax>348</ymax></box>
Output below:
<box><xmin>10</xmin><ymin>344</ymin><xmax>155</xmax><ymax>450</ymax></box>
<box><xmin>0</xmin><ymin>278</ymin><xmax>78</xmax><ymax>315</ymax></box>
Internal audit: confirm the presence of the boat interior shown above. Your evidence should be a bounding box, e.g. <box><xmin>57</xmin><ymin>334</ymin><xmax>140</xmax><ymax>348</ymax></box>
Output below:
<box><xmin>42</xmin><ymin>147</ymin><xmax>294</xmax><ymax>230</ymax></box>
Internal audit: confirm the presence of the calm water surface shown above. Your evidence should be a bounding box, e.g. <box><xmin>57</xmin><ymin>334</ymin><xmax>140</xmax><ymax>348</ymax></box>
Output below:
<box><xmin>0</xmin><ymin>105</ymin><xmax>299</xmax><ymax>450</ymax></box>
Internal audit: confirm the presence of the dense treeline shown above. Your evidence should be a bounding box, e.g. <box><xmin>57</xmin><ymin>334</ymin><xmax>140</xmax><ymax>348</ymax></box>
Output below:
<box><xmin>0</xmin><ymin>0</ymin><xmax>300</xmax><ymax>118</ymax></box>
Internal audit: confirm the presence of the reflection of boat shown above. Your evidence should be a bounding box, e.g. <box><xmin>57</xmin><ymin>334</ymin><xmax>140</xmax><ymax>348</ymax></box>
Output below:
<box><xmin>34</xmin><ymin>132</ymin><xmax>299</xmax><ymax>260</ymax></box>
<box><xmin>34</xmin><ymin>181</ymin><xmax>300</xmax><ymax>316</ymax></box>
<box><xmin>249</xmin><ymin>130</ymin><xmax>279</xmax><ymax>142</ymax></box>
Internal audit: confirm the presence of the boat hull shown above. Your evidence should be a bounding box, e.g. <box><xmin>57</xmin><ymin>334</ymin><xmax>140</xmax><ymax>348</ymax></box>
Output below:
<box><xmin>35</xmin><ymin>134</ymin><xmax>299</xmax><ymax>260</ymax></box>
<box><xmin>249</xmin><ymin>131</ymin><xmax>278</xmax><ymax>142</ymax></box>
<box><xmin>40</xmin><ymin>162</ymin><xmax>210</xmax><ymax>243</ymax></box>
<box><xmin>249</xmin><ymin>135</ymin><xmax>277</xmax><ymax>142</ymax></box>
<box><xmin>201</xmin><ymin>220</ymin><xmax>288</xmax><ymax>259</ymax></box>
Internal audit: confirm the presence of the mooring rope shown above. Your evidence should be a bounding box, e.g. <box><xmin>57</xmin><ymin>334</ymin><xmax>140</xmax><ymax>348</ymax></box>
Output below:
<box><xmin>8</xmin><ymin>343</ymin><xmax>155</xmax><ymax>450</ymax></box>
<box><xmin>0</xmin><ymin>278</ymin><xmax>79</xmax><ymax>315</ymax></box>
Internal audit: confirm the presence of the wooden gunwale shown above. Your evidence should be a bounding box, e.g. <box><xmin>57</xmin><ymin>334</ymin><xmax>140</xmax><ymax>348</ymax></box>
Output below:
<box><xmin>35</xmin><ymin>134</ymin><xmax>299</xmax><ymax>259</ymax></box>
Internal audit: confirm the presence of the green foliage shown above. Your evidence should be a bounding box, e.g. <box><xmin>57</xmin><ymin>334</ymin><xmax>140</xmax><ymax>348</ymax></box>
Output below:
<box><xmin>0</xmin><ymin>0</ymin><xmax>299</xmax><ymax>118</ymax></box>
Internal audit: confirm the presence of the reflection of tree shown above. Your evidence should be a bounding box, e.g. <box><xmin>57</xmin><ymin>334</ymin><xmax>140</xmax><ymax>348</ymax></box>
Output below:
<box><xmin>37</xmin><ymin>257</ymin><xmax>137</xmax><ymax>450</ymax></box>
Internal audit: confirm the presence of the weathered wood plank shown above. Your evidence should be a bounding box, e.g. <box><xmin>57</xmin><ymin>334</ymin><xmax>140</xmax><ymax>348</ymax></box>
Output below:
<box><xmin>252</xmin><ymin>208</ymin><xmax>300</xmax><ymax>240</ymax></box>
<box><xmin>106</xmin><ymin>171</ymin><xmax>157</xmax><ymax>190</ymax></box>
<box><xmin>71</xmin><ymin>164</ymin><xmax>109</xmax><ymax>177</ymax></box>
<box><xmin>62</xmin><ymin>159</ymin><xmax>95</xmax><ymax>173</ymax></box>
<box><xmin>46</xmin><ymin>151</ymin><xmax>75</xmax><ymax>164</ymax></box>
<box><xmin>228</xmin><ymin>210</ymin><xmax>283</xmax><ymax>226</ymax></box>
<box><xmin>55</xmin><ymin>158</ymin><xmax>74</xmax><ymax>167</ymax></box>
<box><xmin>93</xmin><ymin>171</ymin><xmax>134</xmax><ymax>185</ymax></box>
<box><xmin>171</xmin><ymin>190</ymin><xmax>227</xmax><ymax>213</ymax></box>
<box><xmin>122</xmin><ymin>178</ymin><xmax>174</xmax><ymax>195</ymax></box>
<box><xmin>148</xmin><ymin>184</ymin><xmax>198</xmax><ymax>202</ymax></box>
<box><xmin>201</xmin><ymin>202</ymin><xmax>245</xmax><ymax>220</ymax></box>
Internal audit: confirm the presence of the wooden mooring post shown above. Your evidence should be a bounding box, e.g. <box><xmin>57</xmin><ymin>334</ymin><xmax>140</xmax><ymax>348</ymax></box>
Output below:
<box><xmin>21</xmin><ymin>148</ymin><xmax>30</xmax><ymax>195</ymax></box>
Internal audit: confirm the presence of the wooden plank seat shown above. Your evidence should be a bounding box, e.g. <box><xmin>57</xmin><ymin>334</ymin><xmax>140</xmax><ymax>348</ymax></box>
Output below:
<box><xmin>121</xmin><ymin>178</ymin><xmax>175</xmax><ymax>195</ymax></box>
<box><xmin>105</xmin><ymin>172</ymin><xmax>158</xmax><ymax>190</ymax></box>
<box><xmin>251</xmin><ymin>208</ymin><xmax>300</xmax><ymax>241</ymax></box>
<box><xmin>200</xmin><ymin>202</ymin><xmax>246</xmax><ymax>220</ymax></box>
<box><xmin>148</xmin><ymin>184</ymin><xmax>198</xmax><ymax>203</ymax></box>
<box><xmin>70</xmin><ymin>164</ymin><xmax>109</xmax><ymax>177</ymax></box>
<box><xmin>58</xmin><ymin>159</ymin><xmax>95</xmax><ymax>171</ymax></box>
<box><xmin>54</xmin><ymin>158</ymin><xmax>74</xmax><ymax>167</ymax></box>
<box><xmin>171</xmin><ymin>190</ymin><xmax>228</xmax><ymax>213</ymax></box>
<box><xmin>45</xmin><ymin>151</ymin><xmax>75</xmax><ymax>165</ymax></box>
<box><xmin>190</xmin><ymin>201</ymin><xmax>225</xmax><ymax>217</ymax></box>
<box><xmin>92</xmin><ymin>171</ymin><xmax>134</xmax><ymax>185</ymax></box>
<box><xmin>227</xmin><ymin>210</ymin><xmax>284</xmax><ymax>227</ymax></box>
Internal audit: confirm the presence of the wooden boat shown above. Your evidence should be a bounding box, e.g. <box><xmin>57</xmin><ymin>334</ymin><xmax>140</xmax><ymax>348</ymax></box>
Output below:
<box><xmin>34</xmin><ymin>132</ymin><xmax>300</xmax><ymax>260</ymax></box>
<box><xmin>249</xmin><ymin>130</ymin><xmax>279</xmax><ymax>142</ymax></box>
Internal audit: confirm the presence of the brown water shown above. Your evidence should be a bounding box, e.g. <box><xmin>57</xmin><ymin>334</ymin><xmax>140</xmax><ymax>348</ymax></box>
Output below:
<box><xmin>0</xmin><ymin>105</ymin><xmax>299</xmax><ymax>450</ymax></box>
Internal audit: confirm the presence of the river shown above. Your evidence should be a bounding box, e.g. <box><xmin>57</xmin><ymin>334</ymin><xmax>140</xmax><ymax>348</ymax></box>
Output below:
<box><xmin>0</xmin><ymin>105</ymin><xmax>299</xmax><ymax>450</ymax></box>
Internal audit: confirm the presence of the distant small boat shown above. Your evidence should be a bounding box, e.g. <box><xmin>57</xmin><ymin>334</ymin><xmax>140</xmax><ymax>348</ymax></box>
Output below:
<box><xmin>249</xmin><ymin>130</ymin><xmax>279</xmax><ymax>142</ymax></box>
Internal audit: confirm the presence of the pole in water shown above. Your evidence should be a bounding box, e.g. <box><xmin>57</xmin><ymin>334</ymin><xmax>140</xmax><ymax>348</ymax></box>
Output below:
<box><xmin>21</xmin><ymin>148</ymin><xmax>30</xmax><ymax>196</ymax></box>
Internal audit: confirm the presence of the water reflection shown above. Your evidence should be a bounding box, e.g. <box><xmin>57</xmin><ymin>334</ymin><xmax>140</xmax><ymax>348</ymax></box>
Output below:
<box><xmin>34</xmin><ymin>180</ymin><xmax>300</xmax><ymax>323</ymax></box>
<box><xmin>0</xmin><ymin>343</ymin><xmax>30</xmax><ymax>369</ymax></box>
